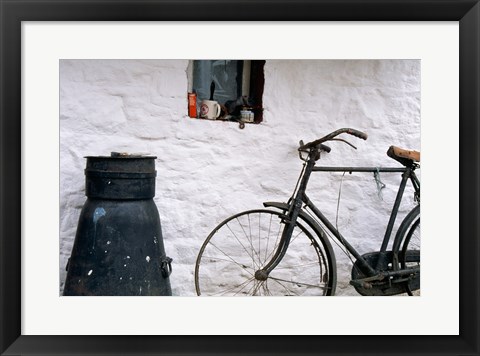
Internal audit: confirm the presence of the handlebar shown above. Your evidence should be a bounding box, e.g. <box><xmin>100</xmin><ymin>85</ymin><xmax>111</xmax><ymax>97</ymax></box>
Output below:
<box><xmin>299</xmin><ymin>128</ymin><xmax>368</xmax><ymax>151</ymax></box>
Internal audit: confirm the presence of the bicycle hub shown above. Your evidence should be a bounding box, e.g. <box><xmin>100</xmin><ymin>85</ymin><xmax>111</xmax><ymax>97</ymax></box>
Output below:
<box><xmin>255</xmin><ymin>269</ymin><xmax>269</xmax><ymax>281</ymax></box>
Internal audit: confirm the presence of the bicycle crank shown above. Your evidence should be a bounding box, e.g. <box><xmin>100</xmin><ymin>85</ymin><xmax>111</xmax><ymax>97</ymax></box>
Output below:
<box><xmin>350</xmin><ymin>251</ymin><xmax>419</xmax><ymax>296</ymax></box>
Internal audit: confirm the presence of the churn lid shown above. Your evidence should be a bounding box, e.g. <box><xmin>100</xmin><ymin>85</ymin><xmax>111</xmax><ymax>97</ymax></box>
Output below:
<box><xmin>84</xmin><ymin>152</ymin><xmax>157</xmax><ymax>200</ymax></box>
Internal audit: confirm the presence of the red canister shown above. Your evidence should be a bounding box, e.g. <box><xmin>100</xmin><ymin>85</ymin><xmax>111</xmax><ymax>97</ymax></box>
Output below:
<box><xmin>188</xmin><ymin>92</ymin><xmax>197</xmax><ymax>118</ymax></box>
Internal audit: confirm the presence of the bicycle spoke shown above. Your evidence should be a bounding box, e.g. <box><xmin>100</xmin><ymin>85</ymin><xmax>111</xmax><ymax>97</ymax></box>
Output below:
<box><xmin>211</xmin><ymin>277</ymin><xmax>255</xmax><ymax>296</ymax></box>
<box><xmin>201</xmin><ymin>255</ymin><xmax>254</xmax><ymax>275</ymax></box>
<box><xmin>244</xmin><ymin>280</ymin><xmax>258</xmax><ymax>295</ymax></box>
<box><xmin>263</xmin><ymin>213</ymin><xmax>274</xmax><ymax>264</ymax></box>
<box><xmin>258</xmin><ymin>212</ymin><xmax>261</xmax><ymax>265</ymax></box>
<box><xmin>207</xmin><ymin>242</ymin><xmax>255</xmax><ymax>276</ymax></box>
<box><xmin>269</xmin><ymin>277</ymin><xmax>299</xmax><ymax>296</ymax></box>
<box><xmin>232</xmin><ymin>278</ymin><xmax>257</xmax><ymax>296</ymax></box>
<box><xmin>235</xmin><ymin>217</ymin><xmax>263</xmax><ymax>269</ymax></box>
<box><xmin>274</xmin><ymin>261</ymin><xmax>323</xmax><ymax>270</ymax></box>
<box><xmin>252</xmin><ymin>279</ymin><xmax>265</xmax><ymax>296</ymax></box>
<box><xmin>226</xmin><ymin>222</ymin><xmax>258</xmax><ymax>269</ymax></box>
<box><xmin>269</xmin><ymin>276</ymin><xmax>325</xmax><ymax>290</ymax></box>
<box><xmin>290</xmin><ymin>229</ymin><xmax>305</xmax><ymax>245</ymax></box>
<box><xmin>247</xmin><ymin>279</ymin><xmax>262</xmax><ymax>296</ymax></box>
<box><xmin>248</xmin><ymin>214</ymin><xmax>256</xmax><ymax>267</ymax></box>
<box><xmin>262</xmin><ymin>280</ymin><xmax>272</xmax><ymax>296</ymax></box>
<box><xmin>409</xmin><ymin>241</ymin><xmax>420</xmax><ymax>249</ymax></box>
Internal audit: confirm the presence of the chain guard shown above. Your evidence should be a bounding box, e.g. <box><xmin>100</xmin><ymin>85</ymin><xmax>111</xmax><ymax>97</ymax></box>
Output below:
<box><xmin>351</xmin><ymin>251</ymin><xmax>418</xmax><ymax>296</ymax></box>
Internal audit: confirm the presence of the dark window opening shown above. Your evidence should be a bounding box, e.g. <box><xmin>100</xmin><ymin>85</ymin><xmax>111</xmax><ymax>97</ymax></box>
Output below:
<box><xmin>189</xmin><ymin>60</ymin><xmax>265</xmax><ymax>124</ymax></box>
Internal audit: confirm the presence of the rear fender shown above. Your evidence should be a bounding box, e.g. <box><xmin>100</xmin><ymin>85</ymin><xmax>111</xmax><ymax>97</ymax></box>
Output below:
<box><xmin>392</xmin><ymin>204</ymin><xmax>420</xmax><ymax>252</ymax></box>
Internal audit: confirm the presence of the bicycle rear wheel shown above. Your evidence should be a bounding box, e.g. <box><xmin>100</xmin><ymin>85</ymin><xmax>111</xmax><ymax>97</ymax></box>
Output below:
<box><xmin>195</xmin><ymin>209</ymin><xmax>334</xmax><ymax>296</ymax></box>
<box><xmin>401</xmin><ymin>215</ymin><xmax>420</xmax><ymax>295</ymax></box>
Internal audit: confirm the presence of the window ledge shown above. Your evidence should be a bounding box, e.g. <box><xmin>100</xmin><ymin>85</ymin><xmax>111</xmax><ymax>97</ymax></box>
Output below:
<box><xmin>187</xmin><ymin>116</ymin><xmax>260</xmax><ymax>129</ymax></box>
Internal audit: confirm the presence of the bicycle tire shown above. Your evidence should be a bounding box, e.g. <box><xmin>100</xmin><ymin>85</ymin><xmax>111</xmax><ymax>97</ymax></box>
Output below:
<box><xmin>394</xmin><ymin>205</ymin><xmax>420</xmax><ymax>295</ymax></box>
<box><xmin>195</xmin><ymin>209</ymin><xmax>335</xmax><ymax>296</ymax></box>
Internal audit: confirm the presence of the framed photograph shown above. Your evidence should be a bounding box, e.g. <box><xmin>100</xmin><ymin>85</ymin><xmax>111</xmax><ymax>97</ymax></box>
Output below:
<box><xmin>1</xmin><ymin>0</ymin><xmax>478</xmax><ymax>355</ymax></box>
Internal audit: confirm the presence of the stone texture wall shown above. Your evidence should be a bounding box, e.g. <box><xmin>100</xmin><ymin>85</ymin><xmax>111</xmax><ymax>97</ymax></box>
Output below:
<box><xmin>60</xmin><ymin>59</ymin><xmax>420</xmax><ymax>296</ymax></box>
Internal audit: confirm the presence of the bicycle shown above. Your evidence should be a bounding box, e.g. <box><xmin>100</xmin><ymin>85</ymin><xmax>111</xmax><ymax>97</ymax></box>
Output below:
<box><xmin>195</xmin><ymin>128</ymin><xmax>420</xmax><ymax>296</ymax></box>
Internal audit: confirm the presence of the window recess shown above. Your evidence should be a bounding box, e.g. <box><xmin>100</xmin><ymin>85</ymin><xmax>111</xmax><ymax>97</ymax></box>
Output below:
<box><xmin>188</xmin><ymin>60</ymin><xmax>265</xmax><ymax>126</ymax></box>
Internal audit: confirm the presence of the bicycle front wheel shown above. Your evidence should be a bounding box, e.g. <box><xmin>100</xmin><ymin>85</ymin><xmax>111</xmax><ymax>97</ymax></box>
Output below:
<box><xmin>195</xmin><ymin>209</ymin><xmax>334</xmax><ymax>296</ymax></box>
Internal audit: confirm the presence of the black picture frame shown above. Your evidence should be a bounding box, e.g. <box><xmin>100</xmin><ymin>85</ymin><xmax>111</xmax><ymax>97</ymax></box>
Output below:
<box><xmin>1</xmin><ymin>0</ymin><xmax>478</xmax><ymax>355</ymax></box>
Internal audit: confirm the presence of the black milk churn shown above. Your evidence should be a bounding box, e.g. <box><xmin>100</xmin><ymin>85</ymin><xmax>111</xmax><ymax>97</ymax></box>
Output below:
<box><xmin>63</xmin><ymin>153</ymin><xmax>172</xmax><ymax>296</ymax></box>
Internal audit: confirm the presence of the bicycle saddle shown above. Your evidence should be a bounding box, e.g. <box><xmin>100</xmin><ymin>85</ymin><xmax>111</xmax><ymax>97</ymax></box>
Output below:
<box><xmin>387</xmin><ymin>145</ymin><xmax>420</xmax><ymax>166</ymax></box>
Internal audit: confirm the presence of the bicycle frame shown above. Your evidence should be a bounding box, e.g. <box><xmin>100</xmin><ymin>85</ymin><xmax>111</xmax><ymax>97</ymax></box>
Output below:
<box><xmin>261</xmin><ymin>147</ymin><xmax>420</xmax><ymax>278</ymax></box>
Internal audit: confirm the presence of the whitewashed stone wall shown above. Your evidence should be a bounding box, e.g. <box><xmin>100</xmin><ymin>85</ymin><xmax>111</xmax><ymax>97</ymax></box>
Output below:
<box><xmin>60</xmin><ymin>59</ymin><xmax>420</xmax><ymax>296</ymax></box>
